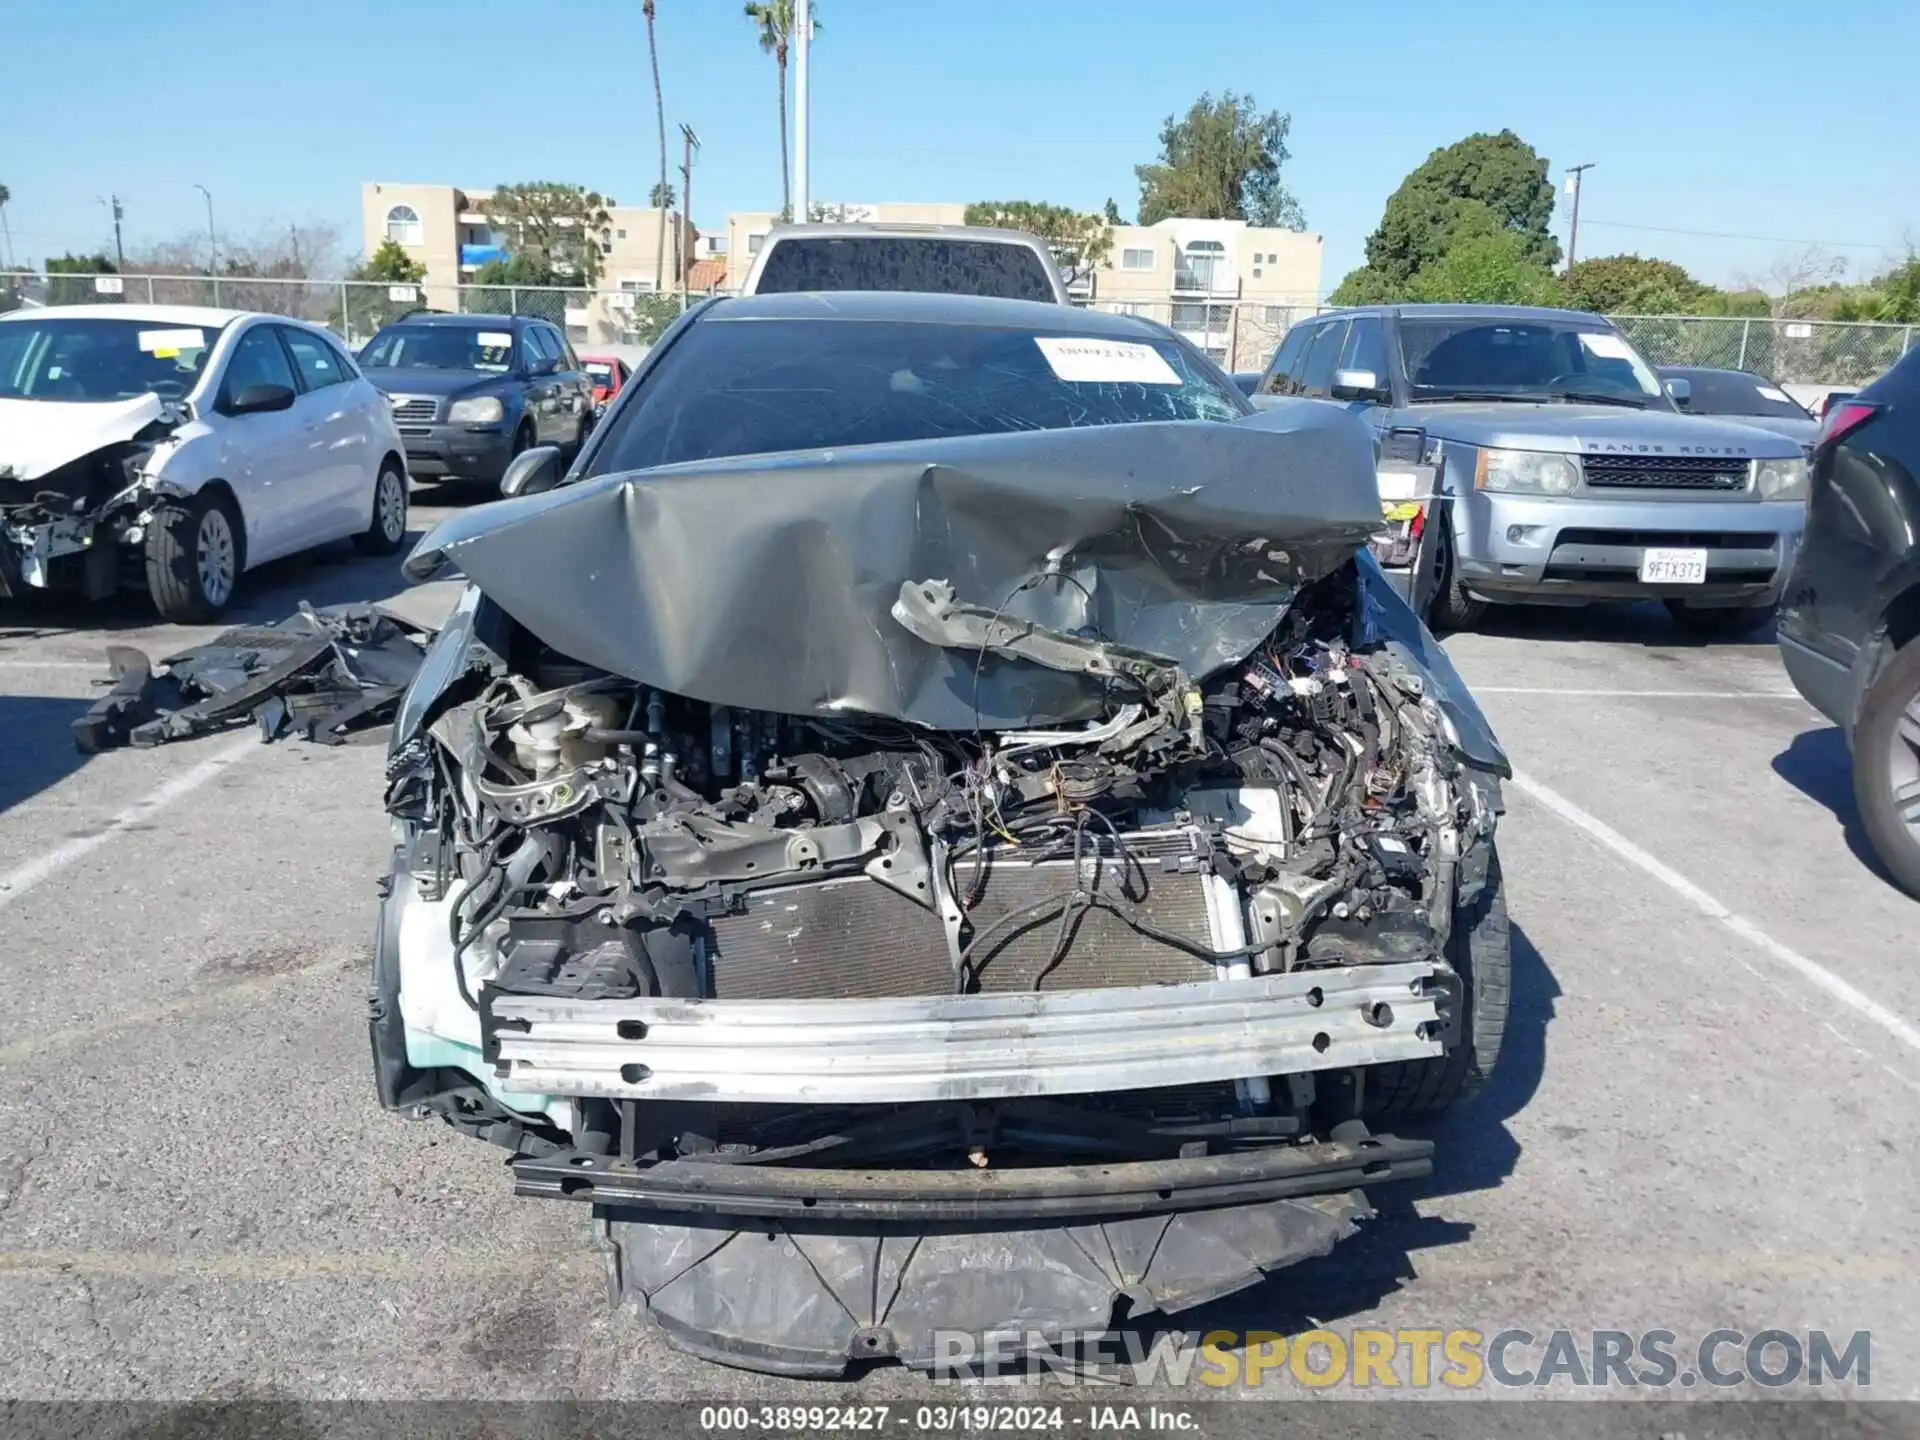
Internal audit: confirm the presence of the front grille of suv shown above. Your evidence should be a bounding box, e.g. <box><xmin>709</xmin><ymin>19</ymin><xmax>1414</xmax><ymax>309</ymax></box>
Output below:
<box><xmin>1581</xmin><ymin>453</ymin><xmax>1750</xmax><ymax>491</ymax></box>
<box><xmin>389</xmin><ymin>397</ymin><xmax>438</xmax><ymax>423</ymax></box>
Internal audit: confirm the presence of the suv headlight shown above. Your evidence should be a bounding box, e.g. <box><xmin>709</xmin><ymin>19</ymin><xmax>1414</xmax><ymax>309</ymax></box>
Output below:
<box><xmin>448</xmin><ymin>395</ymin><xmax>505</xmax><ymax>424</ymax></box>
<box><xmin>1754</xmin><ymin>456</ymin><xmax>1809</xmax><ymax>500</ymax></box>
<box><xmin>1475</xmin><ymin>447</ymin><xmax>1580</xmax><ymax>496</ymax></box>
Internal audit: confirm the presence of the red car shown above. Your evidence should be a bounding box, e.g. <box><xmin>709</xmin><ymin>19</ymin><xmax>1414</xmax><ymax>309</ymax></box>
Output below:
<box><xmin>580</xmin><ymin>355</ymin><xmax>631</xmax><ymax>416</ymax></box>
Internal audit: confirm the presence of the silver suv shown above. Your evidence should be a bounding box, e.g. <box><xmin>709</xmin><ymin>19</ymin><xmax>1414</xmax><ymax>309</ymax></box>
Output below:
<box><xmin>1256</xmin><ymin>303</ymin><xmax>1810</xmax><ymax>635</ymax></box>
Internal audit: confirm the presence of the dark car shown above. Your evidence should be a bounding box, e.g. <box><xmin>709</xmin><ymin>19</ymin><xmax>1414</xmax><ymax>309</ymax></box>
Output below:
<box><xmin>377</xmin><ymin>292</ymin><xmax>1511</xmax><ymax>1376</ymax></box>
<box><xmin>358</xmin><ymin>314</ymin><xmax>592</xmax><ymax>489</ymax></box>
<box><xmin>1658</xmin><ymin>365</ymin><xmax>1820</xmax><ymax>448</ymax></box>
<box><xmin>1777</xmin><ymin>346</ymin><xmax>1920</xmax><ymax>896</ymax></box>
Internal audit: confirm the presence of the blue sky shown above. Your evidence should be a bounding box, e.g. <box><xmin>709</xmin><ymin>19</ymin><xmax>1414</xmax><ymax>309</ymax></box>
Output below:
<box><xmin>4</xmin><ymin>0</ymin><xmax>1914</xmax><ymax>293</ymax></box>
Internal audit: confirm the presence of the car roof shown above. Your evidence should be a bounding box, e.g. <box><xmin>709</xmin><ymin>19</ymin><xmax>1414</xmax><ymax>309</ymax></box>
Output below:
<box><xmin>760</xmin><ymin>222</ymin><xmax>1049</xmax><ymax>246</ymax></box>
<box><xmin>0</xmin><ymin>303</ymin><xmax>247</xmax><ymax>328</ymax></box>
<box><xmin>384</xmin><ymin>312</ymin><xmax>531</xmax><ymax>328</ymax></box>
<box><xmin>700</xmin><ymin>289</ymin><xmax>1164</xmax><ymax>334</ymax></box>
<box><xmin>1331</xmin><ymin>302</ymin><xmax>1612</xmax><ymax>326</ymax></box>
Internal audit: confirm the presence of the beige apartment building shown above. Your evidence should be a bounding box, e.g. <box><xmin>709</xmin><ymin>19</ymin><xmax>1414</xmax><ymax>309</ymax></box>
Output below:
<box><xmin>1085</xmin><ymin>218</ymin><xmax>1323</xmax><ymax>369</ymax></box>
<box><xmin>361</xmin><ymin>185</ymin><xmax>1320</xmax><ymax>362</ymax></box>
<box><xmin>361</xmin><ymin>182</ymin><xmax>692</xmax><ymax>342</ymax></box>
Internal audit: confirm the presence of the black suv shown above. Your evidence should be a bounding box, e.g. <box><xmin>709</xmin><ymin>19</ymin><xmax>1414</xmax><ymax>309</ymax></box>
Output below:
<box><xmin>1777</xmin><ymin>345</ymin><xmax>1920</xmax><ymax>895</ymax></box>
<box><xmin>358</xmin><ymin>314</ymin><xmax>592</xmax><ymax>489</ymax></box>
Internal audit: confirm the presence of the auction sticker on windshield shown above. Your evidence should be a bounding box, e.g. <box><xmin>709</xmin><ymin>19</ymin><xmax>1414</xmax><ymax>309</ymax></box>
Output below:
<box><xmin>1640</xmin><ymin>547</ymin><xmax>1708</xmax><ymax>583</ymax></box>
<box><xmin>137</xmin><ymin>328</ymin><xmax>207</xmax><ymax>358</ymax></box>
<box><xmin>1578</xmin><ymin>332</ymin><xmax>1634</xmax><ymax>361</ymax></box>
<box><xmin>1034</xmin><ymin>337</ymin><xmax>1181</xmax><ymax>386</ymax></box>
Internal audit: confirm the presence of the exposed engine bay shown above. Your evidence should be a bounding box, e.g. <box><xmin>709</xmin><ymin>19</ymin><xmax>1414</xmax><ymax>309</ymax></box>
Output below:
<box><xmin>371</xmin><ymin>409</ymin><xmax>1509</xmax><ymax>1374</ymax></box>
<box><xmin>385</xmin><ymin>561</ymin><xmax>1499</xmax><ymax>1150</ymax></box>
<box><xmin>0</xmin><ymin>395</ymin><xmax>188</xmax><ymax>599</ymax></box>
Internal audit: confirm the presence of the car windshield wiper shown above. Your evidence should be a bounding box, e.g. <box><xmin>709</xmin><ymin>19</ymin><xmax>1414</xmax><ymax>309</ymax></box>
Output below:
<box><xmin>1407</xmin><ymin>391</ymin><xmax>1544</xmax><ymax>404</ymax></box>
<box><xmin>1545</xmin><ymin>390</ymin><xmax>1648</xmax><ymax>408</ymax></box>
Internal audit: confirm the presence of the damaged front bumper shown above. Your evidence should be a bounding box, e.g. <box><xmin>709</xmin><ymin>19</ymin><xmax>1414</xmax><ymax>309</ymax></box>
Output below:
<box><xmin>486</xmin><ymin>963</ymin><xmax>1444</xmax><ymax>1106</ymax></box>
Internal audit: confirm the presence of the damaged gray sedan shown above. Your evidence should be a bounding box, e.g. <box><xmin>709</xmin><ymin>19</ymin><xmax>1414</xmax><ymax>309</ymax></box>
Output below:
<box><xmin>374</xmin><ymin>293</ymin><xmax>1511</xmax><ymax>1376</ymax></box>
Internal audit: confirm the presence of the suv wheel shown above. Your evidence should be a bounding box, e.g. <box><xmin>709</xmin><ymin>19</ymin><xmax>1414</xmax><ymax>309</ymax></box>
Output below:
<box><xmin>1853</xmin><ymin>639</ymin><xmax>1920</xmax><ymax>898</ymax></box>
<box><xmin>1429</xmin><ymin>521</ymin><xmax>1486</xmax><ymax>633</ymax></box>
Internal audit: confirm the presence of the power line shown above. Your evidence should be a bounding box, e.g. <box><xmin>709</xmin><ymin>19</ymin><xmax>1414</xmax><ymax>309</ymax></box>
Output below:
<box><xmin>1579</xmin><ymin>218</ymin><xmax>1897</xmax><ymax>251</ymax></box>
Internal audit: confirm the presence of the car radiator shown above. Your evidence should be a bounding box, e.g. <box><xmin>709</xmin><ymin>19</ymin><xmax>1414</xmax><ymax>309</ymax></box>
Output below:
<box><xmin>705</xmin><ymin>836</ymin><xmax>1219</xmax><ymax>1001</ymax></box>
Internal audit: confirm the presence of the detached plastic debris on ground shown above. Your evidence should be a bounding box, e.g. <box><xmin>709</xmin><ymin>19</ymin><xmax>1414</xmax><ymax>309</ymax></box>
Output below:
<box><xmin>72</xmin><ymin>602</ymin><xmax>435</xmax><ymax>753</ymax></box>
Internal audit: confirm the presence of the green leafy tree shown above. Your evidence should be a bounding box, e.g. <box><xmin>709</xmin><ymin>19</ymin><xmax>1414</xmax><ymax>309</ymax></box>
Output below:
<box><xmin>649</xmin><ymin>181</ymin><xmax>677</xmax><ymax>209</ymax></box>
<box><xmin>1348</xmin><ymin>131</ymin><xmax>1560</xmax><ymax>297</ymax></box>
<box><xmin>1406</xmin><ymin>230</ymin><xmax>1564</xmax><ymax>307</ymax></box>
<box><xmin>1327</xmin><ymin>265</ymin><xmax>1407</xmax><ymax>307</ymax></box>
<box><xmin>46</xmin><ymin>251</ymin><xmax>118</xmax><ymax>306</ymax></box>
<box><xmin>1135</xmin><ymin>92</ymin><xmax>1304</xmax><ymax>229</ymax></box>
<box><xmin>0</xmin><ymin>182</ymin><xmax>13</xmax><ymax>269</ymax></box>
<box><xmin>963</xmin><ymin>201</ymin><xmax>1113</xmax><ymax>289</ymax></box>
<box><xmin>745</xmin><ymin>2</ymin><xmax>820</xmax><ymax>222</ymax></box>
<box><xmin>336</xmin><ymin>239</ymin><xmax>430</xmax><ymax>341</ymax></box>
<box><xmin>1103</xmin><ymin>197</ymin><xmax>1124</xmax><ymax>225</ymax></box>
<box><xmin>1562</xmin><ymin>254</ymin><xmax>1712</xmax><ymax>314</ymax></box>
<box><xmin>484</xmin><ymin>182</ymin><xmax>613</xmax><ymax>286</ymax></box>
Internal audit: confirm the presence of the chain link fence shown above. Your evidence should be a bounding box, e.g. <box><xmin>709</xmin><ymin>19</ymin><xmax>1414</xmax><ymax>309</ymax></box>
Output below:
<box><xmin>0</xmin><ymin>271</ymin><xmax>706</xmax><ymax>350</ymax></box>
<box><xmin>4</xmin><ymin>272</ymin><xmax>1913</xmax><ymax>385</ymax></box>
<box><xmin>1610</xmin><ymin>315</ymin><xmax>1916</xmax><ymax>387</ymax></box>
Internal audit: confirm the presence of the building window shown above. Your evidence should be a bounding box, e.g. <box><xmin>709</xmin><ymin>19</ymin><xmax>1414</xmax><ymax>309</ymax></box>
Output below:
<box><xmin>1120</xmin><ymin>248</ymin><xmax>1155</xmax><ymax>271</ymax></box>
<box><xmin>616</xmin><ymin>228</ymin><xmax>627</xmax><ymax>240</ymax></box>
<box><xmin>385</xmin><ymin>205</ymin><xmax>422</xmax><ymax>246</ymax></box>
<box><xmin>1252</xmin><ymin>267</ymin><xmax>1263</xmax><ymax>279</ymax></box>
<box><xmin>1264</xmin><ymin>306</ymin><xmax>1292</xmax><ymax>326</ymax></box>
<box><xmin>1108</xmin><ymin>302</ymin><xmax>1148</xmax><ymax>316</ymax></box>
<box><xmin>747</xmin><ymin>232</ymin><xmax>767</xmax><ymax>254</ymax></box>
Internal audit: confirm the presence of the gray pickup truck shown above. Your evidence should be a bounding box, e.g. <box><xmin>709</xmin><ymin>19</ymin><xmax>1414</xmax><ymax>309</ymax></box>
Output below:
<box><xmin>1255</xmin><ymin>303</ymin><xmax>1810</xmax><ymax>635</ymax></box>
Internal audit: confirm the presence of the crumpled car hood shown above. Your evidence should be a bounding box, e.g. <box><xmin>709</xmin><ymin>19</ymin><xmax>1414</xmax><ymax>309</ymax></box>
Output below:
<box><xmin>406</xmin><ymin>408</ymin><xmax>1388</xmax><ymax>729</ymax></box>
<box><xmin>0</xmin><ymin>394</ymin><xmax>168</xmax><ymax>483</ymax></box>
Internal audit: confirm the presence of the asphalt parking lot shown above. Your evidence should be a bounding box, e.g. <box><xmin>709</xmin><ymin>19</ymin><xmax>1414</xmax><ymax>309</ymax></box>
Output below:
<box><xmin>0</xmin><ymin>485</ymin><xmax>1915</xmax><ymax>1406</ymax></box>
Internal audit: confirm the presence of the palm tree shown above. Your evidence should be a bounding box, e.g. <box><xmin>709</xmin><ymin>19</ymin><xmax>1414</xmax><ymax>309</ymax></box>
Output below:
<box><xmin>0</xmin><ymin>184</ymin><xmax>12</xmax><ymax>269</ymax></box>
<box><xmin>644</xmin><ymin>1</ymin><xmax>667</xmax><ymax>290</ymax></box>
<box><xmin>744</xmin><ymin>2</ymin><xmax>818</xmax><ymax>220</ymax></box>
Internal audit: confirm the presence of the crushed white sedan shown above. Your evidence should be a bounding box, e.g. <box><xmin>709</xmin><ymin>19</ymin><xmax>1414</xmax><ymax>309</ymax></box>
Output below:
<box><xmin>0</xmin><ymin>305</ymin><xmax>409</xmax><ymax>620</ymax></box>
<box><xmin>373</xmin><ymin>293</ymin><xmax>1512</xmax><ymax>1376</ymax></box>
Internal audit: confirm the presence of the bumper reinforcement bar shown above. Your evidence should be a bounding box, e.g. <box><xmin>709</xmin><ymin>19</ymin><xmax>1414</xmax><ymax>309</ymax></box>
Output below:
<box><xmin>487</xmin><ymin>960</ymin><xmax>1445</xmax><ymax>1105</ymax></box>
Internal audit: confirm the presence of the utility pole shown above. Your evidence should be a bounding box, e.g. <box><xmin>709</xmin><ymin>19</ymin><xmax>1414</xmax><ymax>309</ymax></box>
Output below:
<box><xmin>98</xmin><ymin>194</ymin><xmax>126</xmax><ymax>271</ymax></box>
<box><xmin>1564</xmin><ymin>163</ymin><xmax>1595</xmax><ymax>272</ymax></box>
<box><xmin>678</xmin><ymin>123</ymin><xmax>700</xmax><ymax>309</ymax></box>
<box><xmin>793</xmin><ymin>3</ymin><xmax>811</xmax><ymax>222</ymax></box>
<box><xmin>194</xmin><ymin>184</ymin><xmax>218</xmax><ymax>304</ymax></box>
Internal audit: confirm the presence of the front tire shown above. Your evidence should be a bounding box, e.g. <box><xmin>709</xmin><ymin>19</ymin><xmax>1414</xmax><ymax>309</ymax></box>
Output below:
<box><xmin>146</xmin><ymin>490</ymin><xmax>243</xmax><ymax>623</ymax></box>
<box><xmin>1365</xmin><ymin>842</ymin><xmax>1511</xmax><ymax>1116</ymax></box>
<box><xmin>1429</xmin><ymin>521</ymin><xmax>1487</xmax><ymax>633</ymax></box>
<box><xmin>1852</xmin><ymin>639</ymin><xmax>1920</xmax><ymax>898</ymax></box>
<box><xmin>1665</xmin><ymin>599</ymin><xmax>1776</xmax><ymax>637</ymax></box>
<box><xmin>354</xmin><ymin>461</ymin><xmax>409</xmax><ymax>556</ymax></box>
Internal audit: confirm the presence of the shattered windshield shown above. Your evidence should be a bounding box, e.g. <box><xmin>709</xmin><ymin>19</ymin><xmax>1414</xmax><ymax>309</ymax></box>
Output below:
<box><xmin>1398</xmin><ymin>318</ymin><xmax>1664</xmax><ymax>405</ymax></box>
<box><xmin>588</xmin><ymin>317</ymin><xmax>1248</xmax><ymax>473</ymax></box>
<box><xmin>359</xmin><ymin>325</ymin><xmax>515</xmax><ymax>373</ymax></box>
<box><xmin>0</xmin><ymin>317</ymin><xmax>218</xmax><ymax>403</ymax></box>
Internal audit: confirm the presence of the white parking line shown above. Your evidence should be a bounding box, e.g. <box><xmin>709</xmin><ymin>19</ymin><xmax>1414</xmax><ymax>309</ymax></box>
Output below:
<box><xmin>0</xmin><ymin>734</ymin><xmax>260</xmax><ymax>912</ymax></box>
<box><xmin>1476</xmin><ymin>687</ymin><xmax>1802</xmax><ymax>699</ymax></box>
<box><xmin>1509</xmin><ymin>768</ymin><xmax>1920</xmax><ymax>1058</ymax></box>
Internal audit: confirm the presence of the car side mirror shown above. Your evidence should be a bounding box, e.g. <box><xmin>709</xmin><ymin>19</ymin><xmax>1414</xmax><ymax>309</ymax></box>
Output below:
<box><xmin>226</xmin><ymin>382</ymin><xmax>297</xmax><ymax>416</ymax></box>
<box><xmin>499</xmin><ymin>444</ymin><xmax>564</xmax><ymax>499</ymax></box>
<box><xmin>1331</xmin><ymin>368</ymin><xmax>1388</xmax><ymax>404</ymax></box>
<box><xmin>1663</xmin><ymin>377</ymin><xmax>1692</xmax><ymax>407</ymax></box>
<box><xmin>528</xmin><ymin>355</ymin><xmax>560</xmax><ymax>377</ymax></box>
